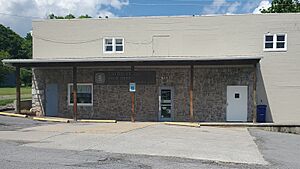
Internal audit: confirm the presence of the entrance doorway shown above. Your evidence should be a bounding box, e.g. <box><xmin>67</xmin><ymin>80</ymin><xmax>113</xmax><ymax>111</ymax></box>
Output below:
<box><xmin>159</xmin><ymin>87</ymin><xmax>173</xmax><ymax>121</ymax></box>
<box><xmin>226</xmin><ymin>86</ymin><xmax>248</xmax><ymax>122</ymax></box>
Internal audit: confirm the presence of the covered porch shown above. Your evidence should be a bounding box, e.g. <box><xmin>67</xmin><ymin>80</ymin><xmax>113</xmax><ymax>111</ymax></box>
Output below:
<box><xmin>2</xmin><ymin>56</ymin><xmax>261</xmax><ymax>122</ymax></box>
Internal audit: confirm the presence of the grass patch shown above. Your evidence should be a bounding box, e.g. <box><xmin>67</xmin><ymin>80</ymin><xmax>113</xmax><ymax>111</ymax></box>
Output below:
<box><xmin>0</xmin><ymin>99</ymin><xmax>15</xmax><ymax>106</ymax></box>
<box><xmin>0</xmin><ymin>87</ymin><xmax>31</xmax><ymax>95</ymax></box>
<box><xmin>0</xmin><ymin>97</ymin><xmax>32</xmax><ymax>106</ymax></box>
<box><xmin>0</xmin><ymin>87</ymin><xmax>32</xmax><ymax>106</ymax></box>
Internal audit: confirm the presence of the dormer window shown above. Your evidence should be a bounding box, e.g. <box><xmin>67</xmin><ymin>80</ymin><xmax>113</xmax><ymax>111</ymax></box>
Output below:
<box><xmin>264</xmin><ymin>34</ymin><xmax>287</xmax><ymax>51</ymax></box>
<box><xmin>103</xmin><ymin>38</ymin><xmax>124</xmax><ymax>53</ymax></box>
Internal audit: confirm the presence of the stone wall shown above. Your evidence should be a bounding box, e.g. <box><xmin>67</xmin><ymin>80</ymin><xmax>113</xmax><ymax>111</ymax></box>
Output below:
<box><xmin>194</xmin><ymin>66</ymin><xmax>255</xmax><ymax>122</ymax></box>
<box><xmin>32</xmin><ymin>65</ymin><xmax>255</xmax><ymax>122</ymax></box>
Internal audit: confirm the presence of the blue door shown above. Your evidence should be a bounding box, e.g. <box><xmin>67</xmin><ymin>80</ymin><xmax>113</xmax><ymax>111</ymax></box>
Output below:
<box><xmin>46</xmin><ymin>84</ymin><xmax>58</xmax><ymax>116</ymax></box>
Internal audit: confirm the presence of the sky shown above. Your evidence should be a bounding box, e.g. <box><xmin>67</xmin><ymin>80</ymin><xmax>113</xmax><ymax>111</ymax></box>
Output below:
<box><xmin>0</xmin><ymin>0</ymin><xmax>272</xmax><ymax>37</ymax></box>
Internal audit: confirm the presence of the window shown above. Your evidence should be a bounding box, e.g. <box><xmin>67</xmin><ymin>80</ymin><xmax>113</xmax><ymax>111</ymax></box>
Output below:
<box><xmin>68</xmin><ymin>83</ymin><xmax>93</xmax><ymax>106</ymax></box>
<box><xmin>103</xmin><ymin>38</ymin><xmax>124</xmax><ymax>53</ymax></box>
<box><xmin>276</xmin><ymin>35</ymin><xmax>285</xmax><ymax>49</ymax></box>
<box><xmin>264</xmin><ymin>34</ymin><xmax>287</xmax><ymax>51</ymax></box>
<box><xmin>265</xmin><ymin>35</ymin><xmax>273</xmax><ymax>49</ymax></box>
<box><xmin>115</xmin><ymin>38</ymin><xmax>124</xmax><ymax>52</ymax></box>
<box><xmin>235</xmin><ymin>93</ymin><xmax>240</xmax><ymax>99</ymax></box>
<box><xmin>104</xmin><ymin>39</ymin><xmax>113</xmax><ymax>52</ymax></box>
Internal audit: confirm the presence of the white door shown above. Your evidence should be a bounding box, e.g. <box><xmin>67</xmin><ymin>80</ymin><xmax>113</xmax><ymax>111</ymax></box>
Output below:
<box><xmin>226</xmin><ymin>86</ymin><xmax>248</xmax><ymax>122</ymax></box>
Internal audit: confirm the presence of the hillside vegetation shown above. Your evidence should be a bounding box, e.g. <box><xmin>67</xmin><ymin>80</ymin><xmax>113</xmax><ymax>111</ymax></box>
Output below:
<box><xmin>0</xmin><ymin>24</ymin><xmax>32</xmax><ymax>86</ymax></box>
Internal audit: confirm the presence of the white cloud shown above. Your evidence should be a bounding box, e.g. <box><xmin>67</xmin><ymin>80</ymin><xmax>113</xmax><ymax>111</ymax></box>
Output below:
<box><xmin>0</xmin><ymin>0</ymin><xmax>129</xmax><ymax>36</ymax></box>
<box><xmin>203</xmin><ymin>0</ymin><xmax>226</xmax><ymax>14</ymax></box>
<box><xmin>203</xmin><ymin>0</ymin><xmax>241</xmax><ymax>15</ymax></box>
<box><xmin>253</xmin><ymin>0</ymin><xmax>271</xmax><ymax>14</ymax></box>
<box><xmin>227</xmin><ymin>1</ymin><xmax>241</xmax><ymax>14</ymax></box>
<box><xmin>240</xmin><ymin>1</ymin><xmax>261</xmax><ymax>13</ymax></box>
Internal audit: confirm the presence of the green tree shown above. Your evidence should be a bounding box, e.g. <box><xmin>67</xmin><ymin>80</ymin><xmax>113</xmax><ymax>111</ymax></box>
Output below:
<box><xmin>0</xmin><ymin>25</ymin><xmax>27</xmax><ymax>59</ymax></box>
<box><xmin>49</xmin><ymin>13</ymin><xmax>93</xmax><ymax>19</ymax></box>
<box><xmin>261</xmin><ymin>0</ymin><xmax>300</xmax><ymax>13</ymax></box>
<box><xmin>65</xmin><ymin>14</ymin><xmax>76</xmax><ymax>19</ymax></box>
<box><xmin>78</xmin><ymin>14</ymin><xmax>92</xmax><ymax>19</ymax></box>
<box><xmin>0</xmin><ymin>51</ymin><xmax>12</xmax><ymax>85</ymax></box>
<box><xmin>48</xmin><ymin>13</ymin><xmax>55</xmax><ymax>19</ymax></box>
<box><xmin>23</xmin><ymin>32</ymin><xmax>32</xmax><ymax>59</ymax></box>
<box><xmin>20</xmin><ymin>69</ymin><xmax>32</xmax><ymax>86</ymax></box>
<box><xmin>0</xmin><ymin>24</ymin><xmax>32</xmax><ymax>85</ymax></box>
<box><xmin>56</xmin><ymin>16</ymin><xmax>65</xmax><ymax>19</ymax></box>
<box><xmin>48</xmin><ymin>13</ymin><xmax>67</xmax><ymax>19</ymax></box>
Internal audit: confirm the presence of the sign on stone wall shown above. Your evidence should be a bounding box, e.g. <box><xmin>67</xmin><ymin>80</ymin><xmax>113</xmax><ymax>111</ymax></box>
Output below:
<box><xmin>94</xmin><ymin>71</ymin><xmax>156</xmax><ymax>85</ymax></box>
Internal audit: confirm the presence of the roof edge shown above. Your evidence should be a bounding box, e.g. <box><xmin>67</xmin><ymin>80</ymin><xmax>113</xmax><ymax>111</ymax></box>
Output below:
<box><xmin>2</xmin><ymin>55</ymin><xmax>262</xmax><ymax>64</ymax></box>
<box><xmin>32</xmin><ymin>13</ymin><xmax>300</xmax><ymax>22</ymax></box>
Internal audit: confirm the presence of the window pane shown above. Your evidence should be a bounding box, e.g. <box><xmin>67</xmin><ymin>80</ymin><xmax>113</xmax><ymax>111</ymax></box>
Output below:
<box><xmin>77</xmin><ymin>93</ymin><xmax>92</xmax><ymax>104</ymax></box>
<box><xmin>105</xmin><ymin>46</ymin><xmax>113</xmax><ymax>51</ymax></box>
<box><xmin>265</xmin><ymin>43</ymin><xmax>273</xmax><ymax>49</ymax></box>
<box><xmin>276</xmin><ymin>42</ymin><xmax>285</xmax><ymax>48</ymax></box>
<box><xmin>78</xmin><ymin>85</ymin><xmax>92</xmax><ymax>93</ymax></box>
<box><xmin>265</xmin><ymin>35</ymin><xmax>273</xmax><ymax>42</ymax></box>
<box><xmin>69</xmin><ymin>85</ymin><xmax>92</xmax><ymax>104</ymax></box>
<box><xmin>105</xmin><ymin>39</ymin><xmax>112</xmax><ymax>44</ymax></box>
<box><xmin>277</xmin><ymin>35</ymin><xmax>285</xmax><ymax>41</ymax></box>
<box><xmin>115</xmin><ymin>39</ymin><xmax>123</xmax><ymax>45</ymax></box>
<box><xmin>116</xmin><ymin>46</ymin><xmax>123</xmax><ymax>51</ymax></box>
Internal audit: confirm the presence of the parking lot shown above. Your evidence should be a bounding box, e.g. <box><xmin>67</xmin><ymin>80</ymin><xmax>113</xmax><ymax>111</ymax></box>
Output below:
<box><xmin>0</xmin><ymin>116</ymin><xmax>300</xmax><ymax>169</ymax></box>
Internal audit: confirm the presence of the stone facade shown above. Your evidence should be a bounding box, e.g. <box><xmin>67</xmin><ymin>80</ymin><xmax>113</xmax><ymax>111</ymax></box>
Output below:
<box><xmin>32</xmin><ymin>65</ymin><xmax>255</xmax><ymax>122</ymax></box>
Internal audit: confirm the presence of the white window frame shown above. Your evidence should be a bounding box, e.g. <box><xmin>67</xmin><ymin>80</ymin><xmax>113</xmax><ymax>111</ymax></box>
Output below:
<box><xmin>103</xmin><ymin>37</ymin><xmax>124</xmax><ymax>54</ymax></box>
<box><xmin>103</xmin><ymin>38</ymin><xmax>114</xmax><ymax>54</ymax></box>
<box><xmin>115</xmin><ymin>38</ymin><xmax>124</xmax><ymax>53</ymax></box>
<box><xmin>67</xmin><ymin>83</ymin><xmax>93</xmax><ymax>106</ymax></box>
<box><xmin>263</xmin><ymin>33</ymin><xmax>287</xmax><ymax>52</ymax></box>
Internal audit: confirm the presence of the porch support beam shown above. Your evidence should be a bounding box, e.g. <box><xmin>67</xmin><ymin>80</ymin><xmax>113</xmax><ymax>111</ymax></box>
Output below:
<box><xmin>189</xmin><ymin>65</ymin><xmax>194</xmax><ymax>122</ymax></box>
<box><xmin>73</xmin><ymin>66</ymin><xmax>78</xmax><ymax>121</ymax></box>
<box><xmin>16</xmin><ymin>66</ymin><xmax>21</xmax><ymax>114</ymax></box>
<box><xmin>130</xmin><ymin>65</ymin><xmax>135</xmax><ymax>122</ymax></box>
<box><xmin>252</xmin><ymin>64</ymin><xmax>257</xmax><ymax>123</ymax></box>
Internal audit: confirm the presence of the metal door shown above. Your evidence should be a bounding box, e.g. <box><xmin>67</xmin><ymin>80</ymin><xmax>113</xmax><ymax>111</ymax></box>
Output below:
<box><xmin>226</xmin><ymin>86</ymin><xmax>248</xmax><ymax>121</ymax></box>
<box><xmin>46</xmin><ymin>83</ymin><xmax>58</xmax><ymax>117</ymax></box>
<box><xmin>159</xmin><ymin>87</ymin><xmax>173</xmax><ymax>121</ymax></box>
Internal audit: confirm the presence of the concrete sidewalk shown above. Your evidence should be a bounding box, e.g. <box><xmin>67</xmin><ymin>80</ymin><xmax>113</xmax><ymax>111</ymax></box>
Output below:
<box><xmin>0</xmin><ymin>122</ymin><xmax>267</xmax><ymax>165</ymax></box>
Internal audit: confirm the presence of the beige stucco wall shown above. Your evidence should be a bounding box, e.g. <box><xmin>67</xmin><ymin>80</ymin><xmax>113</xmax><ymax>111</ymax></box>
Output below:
<box><xmin>32</xmin><ymin>13</ymin><xmax>300</xmax><ymax>124</ymax></box>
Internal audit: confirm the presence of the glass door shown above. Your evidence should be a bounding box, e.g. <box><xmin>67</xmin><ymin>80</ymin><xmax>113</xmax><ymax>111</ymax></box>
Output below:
<box><xmin>159</xmin><ymin>88</ymin><xmax>173</xmax><ymax>121</ymax></box>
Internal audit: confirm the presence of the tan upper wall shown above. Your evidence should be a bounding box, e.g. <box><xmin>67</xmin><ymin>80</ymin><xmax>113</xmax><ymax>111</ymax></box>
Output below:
<box><xmin>33</xmin><ymin>13</ymin><xmax>300</xmax><ymax>59</ymax></box>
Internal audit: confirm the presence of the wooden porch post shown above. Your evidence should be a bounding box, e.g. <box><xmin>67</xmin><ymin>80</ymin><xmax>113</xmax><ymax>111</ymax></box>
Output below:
<box><xmin>252</xmin><ymin>64</ymin><xmax>257</xmax><ymax>123</ymax></box>
<box><xmin>16</xmin><ymin>66</ymin><xmax>21</xmax><ymax>114</ymax></box>
<box><xmin>73</xmin><ymin>66</ymin><xmax>78</xmax><ymax>121</ymax></box>
<box><xmin>131</xmin><ymin>65</ymin><xmax>135</xmax><ymax>122</ymax></box>
<box><xmin>189</xmin><ymin>65</ymin><xmax>194</xmax><ymax>122</ymax></box>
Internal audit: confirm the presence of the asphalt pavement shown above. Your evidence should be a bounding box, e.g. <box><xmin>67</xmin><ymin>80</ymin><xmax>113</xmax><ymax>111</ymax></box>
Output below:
<box><xmin>249</xmin><ymin>128</ymin><xmax>300</xmax><ymax>169</ymax></box>
<box><xmin>0</xmin><ymin>116</ymin><xmax>299</xmax><ymax>169</ymax></box>
<box><xmin>0</xmin><ymin>139</ymin><xmax>267</xmax><ymax>169</ymax></box>
<box><xmin>0</xmin><ymin>115</ymin><xmax>53</xmax><ymax>131</ymax></box>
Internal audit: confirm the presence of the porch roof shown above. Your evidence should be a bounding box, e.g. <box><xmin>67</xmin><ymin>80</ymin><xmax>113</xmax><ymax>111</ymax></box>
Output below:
<box><xmin>2</xmin><ymin>55</ymin><xmax>262</xmax><ymax>67</ymax></box>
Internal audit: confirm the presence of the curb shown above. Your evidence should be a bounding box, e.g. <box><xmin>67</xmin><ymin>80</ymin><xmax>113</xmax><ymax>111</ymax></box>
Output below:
<box><xmin>77</xmin><ymin>119</ymin><xmax>117</xmax><ymax>123</ymax></box>
<box><xmin>0</xmin><ymin>112</ymin><xmax>28</xmax><ymax>118</ymax></box>
<box><xmin>164</xmin><ymin>122</ymin><xmax>200</xmax><ymax>128</ymax></box>
<box><xmin>32</xmin><ymin>117</ymin><xmax>70</xmax><ymax>123</ymax></box>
